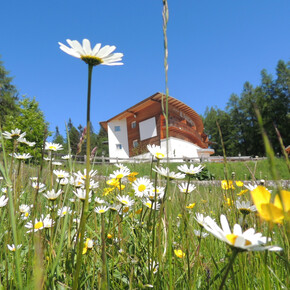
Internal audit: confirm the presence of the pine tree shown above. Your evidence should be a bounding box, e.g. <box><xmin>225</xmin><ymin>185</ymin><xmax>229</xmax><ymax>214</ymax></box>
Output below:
<box><xmin>0</xmin><ymin>56</ymin><xmax>18</xmax><ymax>126</ymax></box>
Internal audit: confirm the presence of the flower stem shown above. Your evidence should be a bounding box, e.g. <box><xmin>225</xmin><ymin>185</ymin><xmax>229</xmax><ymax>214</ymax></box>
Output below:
<box><xmin>72</xmin><ymin>64</ymin><xmax>93</xmax><ymax>290</ymax></box>
<box><xmin>219</xmin><ymin>249</ymin><xmax>239</xmax><ymax>290</ymax></box>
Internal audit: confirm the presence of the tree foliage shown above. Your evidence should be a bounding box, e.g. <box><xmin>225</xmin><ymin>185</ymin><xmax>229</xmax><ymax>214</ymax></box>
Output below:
<box><xmin>203</xmin><ymin>60</ymin><xmax>290</xmax><ymax>157</ymax></box>
<box><xmin>4</xmin><ymin>96</ymin><xmax>50</xmax><ymax>160</ymax></box>
<box><xmin>0</xmin><ymin>56</ymin><xmax>18</xmax><ymax>126</ymax></box>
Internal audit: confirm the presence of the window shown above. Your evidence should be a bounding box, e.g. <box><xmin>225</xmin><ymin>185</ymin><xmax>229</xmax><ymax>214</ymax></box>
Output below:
<box><xmin>114</xmin><ymin>126</ymin><xmax>121</xmax><ymax>132</ymax></box>
<box><xmin>131</xmin><ymin>121</ymin><xmax>137</xmax><ymax>129</ymax></box>
<box><xmin>133</xmin><ymin>140</ymin><xmax>138</xmax><ymax>148</ymax></box>
<box><xmin>116</xmin><ymin>144</ymin><xmax>122</xmax><ymax>150</ymax></box>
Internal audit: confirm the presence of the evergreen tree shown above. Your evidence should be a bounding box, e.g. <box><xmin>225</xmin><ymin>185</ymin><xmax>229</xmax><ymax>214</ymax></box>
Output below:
<box><xmin>52</xmin><ymin>126</ymin><xmax>65</xmax><ymax>148</ymax></box>
<box><xmin>0</xmin><ymin>56</ymin><xmax>18</xmax><ymax>126</ymax></box>
<box><xmin>67</xmin><ymin>118</ymin><xmax>80</xmax><ymax>155</ymax></box>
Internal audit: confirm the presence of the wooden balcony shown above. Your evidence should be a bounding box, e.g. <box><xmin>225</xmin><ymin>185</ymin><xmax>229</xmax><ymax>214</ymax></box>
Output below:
<box><xmin>161</xmin><ymin>120</ymin><xmax>207</xmax><ymax>148</ymax></box>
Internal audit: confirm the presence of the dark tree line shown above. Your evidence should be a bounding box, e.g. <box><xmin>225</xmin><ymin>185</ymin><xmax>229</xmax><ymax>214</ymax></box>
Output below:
<box><xmin>52</xmin><ymin>119</ymin><xmax>109</xmax><ymax>157</ymax></box>
<box><xmin>203</xmin><ymin>60</ymin><xmax>290</xmax><ymax>157</ymax></box>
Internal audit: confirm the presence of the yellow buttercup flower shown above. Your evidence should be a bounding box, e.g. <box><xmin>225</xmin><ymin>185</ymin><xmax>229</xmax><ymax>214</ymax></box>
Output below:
<box><xmin>186</xmin><ymin>203</ymin><xmax>196</xmax><ymax>209</ymax></box>
<box><xmin>235</xmin><ymin>181</ymin><xmax>244</xmax><ymax>187</ymax></box>
<box><xmin>250</xmin><ymin>186</ymin><xmax>290</xmax><ymax>223</ymax></box>
<box><xmin>103</xmin><ymin>187</ymin><xmax>114</xmax><ymax>196</ymax></box>
<box><xmin>174</xmin><ymin>249</ymin><xmax>185</xmax><ymax>258</ymax></box>
<box><xmin>237</xmin><ymin>189</ymin><xmax>248</xmax><ymax>196</ymax></box>
<box><xmin>221</xmin><ymin>180</ymin><xmax>235</xmax><ymax>190</ymax></box>
<box><xmin>128</xmin><ymin>172</ymin><xmax>139</xmax><ymax>183</ymax></box>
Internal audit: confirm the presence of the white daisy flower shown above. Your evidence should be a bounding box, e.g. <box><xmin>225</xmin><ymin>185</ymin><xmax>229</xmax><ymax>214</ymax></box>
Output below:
<box><xmin>132</xmin><ymin>177</ymin><xmax>153</xmax><ymax>198</ymax></box>
<box><xmin>178</xmin><ymin>182</ymin><xmax>196</xmax><ymax>194</ymax></box>
<box><xmin>193</xmin><ymin>229</ymin><xmax>209</xmax><ymax>238</ymax></box>
<box><xmin>10</xmin><ymin>153</ymin><xmax>33</xmax><ymax>160</ymax></box>
<box><xmin>116</xmin><ymin>195</ymin><xmax>134</xmax><ymax>207</ymax></box>
<box><xmin>73</xmin><ymin>188</ymin><xmax>92</xmax><ymax>201</ymax></box>
<box><xmin>95</xmin><ymin>205</ymin><xmax>110</xmax><ymax>214</ymax></box>
<box><xmin>59</xmin><ymin>39</ymin><xmax>123</xmax><ymax>66</ymax></box>
<box><xmin>110</xmin><ymin>167</ymin><xmax>131</xmax><ymax>180</ymax></box>
<box><xmin>194</xmin><ymin>213</ymin><xmax>208</xmax><ymax>228</ymax></box>
<box><xmin>45</xmin><ymin>142</ymin><xmax>63</xmax><ymax>151</ymax></box>
<box><xmin>244</xmin><ymin>183</ymin><xmax>258</xmax><ymax>191</ymax></box>
<box><xmin>86</xmin><ymin>180</ymin><xmax>99</xmax><ymax>190</ymax></box>
<box><xmin>202</xmin><ymin>214</ymin><xmax>283</xmax><ymax>252</ymax></box>
<box><xmin>19</xmin><ymin>204</ymin><xmax>31</xmax><ymax>213</ymax></box>
<box><xmin>43</xmin><ymin>157</ymin><xmax>54</xmax><ymax>161</ymax></box>
<box><xmin>43</xmin><ymin>214</ymin><xmax>54</xmax><ymax>228</ymax></box>
<box><xmin>52</xmin><ymin>162</ymin><xmax>62</xmax><ymax>166</ymax></box>
<box><xmin>95</xmin><ymin>197</ymin><xmax>106</xmax><ymax>204</ymax></box>
<box><xmin>57</xmin><ymin>206</ymin><xmax>72</xmax><ymax>217</ymax></box>
<box><xmin>1</xmin><ymin>188</ymin><xmax>8</xmax><ymax>194</ymax></box>
<box><xmin>61</xmin><ymin>155</ymin><xmax>72</xmax><ymax>160</ymax></box>
<box><xmin>2</xmin><ymin>128</ymin><xmax>26</xmax><ymax>140</ymax></box>
<box><xmin>143</xmin><ymin>199</ymin><xmax>160</xmax><ymax>211</ymax></box>
<box><xmin>25</xmin><ymin>215</ymin><xmax>54</xmax><ymax>233</ymax></box>
<box><xmin>177</xmin><ymin>164</ymin><xmax>204</xmax><ymax>177</ymax></box>
<box><xmin>0</xmin><ymin>195</ymin><xmax>9</xmax><ymax>207</ymax></box>
<box><xmin>69</xmin><ymin>176</ymin><xmax>84</xmax><ymax>188</ymax></box>
<box><xmin>7</xmin><ymin>244</ymin><xmax>22</xmax><ymax>252</ymax></box>
<box><xmin>115</xmin><ymin>163</ymin><xmax>130</xmax><ymax>170</ymax></box>
<box><xmin>56</xmin><ymin>177</ymin><xmax>69</xmax><ymax>186</ymax></box>
<box><xmin>53</xmin><ymin>170</ymin><xmax>69</xmax><ymax>179</ymax></box>
<box><xmin>236</xmin><ymin>200</ymin><xmax>257</xmax><ymax>215</ymax></box>
<box><xmin>43</xmin><ymin>189</ymin><xmax>62</xmax><ymax>201</ymax></box>
<box><xmin>18</xmin><ymin>137</ymin><xmax>35</xmax><ymax>147</ymax></box>
<box><xmin>31</xmin><ymin>182</ymin><xmax>46</xmax><ymax>192</ymax></box>
<box><xmin>145</xmin><ymin>186</ymin><xmax>165</xmax><ymax>200</ymax></box>
<box><xmin>153</xmin><ymin>166</ymin><xmax>185</xmax><ymax>180</ymax></box>
<box><xmin>147</xmin><ymin>144</ymin><xmax>166</xmax><ymax>160</ymax></box>
<box><xmin>19</xmin><ymin>204</ymin><xmax>32</xmax><ymax>219</ymax></box>
<box><xmin>74</xmin><ymin>169</ymin><xmax>98</xmax><ymax>180</ymax></box>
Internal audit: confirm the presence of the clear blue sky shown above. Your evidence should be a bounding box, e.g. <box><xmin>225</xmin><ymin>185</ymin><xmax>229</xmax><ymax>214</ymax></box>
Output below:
<box><xmin>1</xmin><ymin>0</ymin><xmax>289</xmax><ymax>138</ymax></box>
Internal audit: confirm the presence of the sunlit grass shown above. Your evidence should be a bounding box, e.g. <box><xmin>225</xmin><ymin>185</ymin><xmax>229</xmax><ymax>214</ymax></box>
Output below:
<box><xmin>0</xmin><ymin>140</ymin><xmax>289</xmax><ymax>288</ymax></box>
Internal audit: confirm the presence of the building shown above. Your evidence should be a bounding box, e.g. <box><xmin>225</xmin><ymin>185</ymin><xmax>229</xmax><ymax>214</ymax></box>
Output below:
<box><xmin>100</xmin><ymin>92</ymin><xmax>214</xmax><ymax>162</ymax></box>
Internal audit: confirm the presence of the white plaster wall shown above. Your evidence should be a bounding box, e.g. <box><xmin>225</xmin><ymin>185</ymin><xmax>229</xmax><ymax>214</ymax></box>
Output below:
<box><xmin>160</xmin><ymin>137</ymin><xmax>200</xmax><ymax>158</ymax></box>
<box><xmin>139</xmin><ymin>117</ymin><xmax>157</xmax><ymax>141</ymax></box>
<box><xmin>107</xmin><ymin>120</ymin><xmax>129</xmax><ymax>160</ymax></box>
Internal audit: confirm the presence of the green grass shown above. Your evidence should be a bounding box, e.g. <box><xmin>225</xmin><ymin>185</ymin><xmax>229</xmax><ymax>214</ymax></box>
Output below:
<box><xmin>0</xmin><ymin>153</ymin><xmax>289</xmax><ymax>289</ymax></box>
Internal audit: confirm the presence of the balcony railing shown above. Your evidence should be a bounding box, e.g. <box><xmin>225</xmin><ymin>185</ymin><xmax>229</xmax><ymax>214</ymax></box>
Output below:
<box><xmin>161</xmin><ymin>120</ymin><xmax>203</xmax><ymax>142</ymax></box>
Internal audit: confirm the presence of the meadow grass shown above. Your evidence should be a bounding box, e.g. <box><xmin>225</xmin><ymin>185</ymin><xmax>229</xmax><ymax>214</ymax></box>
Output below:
<box><xmin>0</xmin><ymin>147</ymin><xmax>289</xmax><ymax>289</ymax></box>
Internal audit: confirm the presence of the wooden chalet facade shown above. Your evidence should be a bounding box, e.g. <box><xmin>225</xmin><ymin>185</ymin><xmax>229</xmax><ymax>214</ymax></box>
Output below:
<box><xmin>100</xmin><ymin>92</ymin><xmax>214</xmax><ymax>161</ymax></box>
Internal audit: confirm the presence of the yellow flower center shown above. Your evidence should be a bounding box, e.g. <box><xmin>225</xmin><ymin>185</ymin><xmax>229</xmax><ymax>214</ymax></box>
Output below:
<box><xmin>146</xmin><ymin>203</ymin><xmax>152</xmax><ymax>208</ymax></box>
<box><xmin>81</xmin><ymin>55</ymin><xmax>103</xmax><ymax>66</ymax></box>
<box><xmin>49</xmin><ymin>146</ymin><xmax>56</xmax><ymax>150</ymax></box>
<box><xmin>121</xmin><ymin>200</ymin><xmax>128</xmax><ymax>205</ymax></box>
<box><xmin>99</xmin><ymin>209</ymin><xmax>105</xmax><ymax>213</ymax></box>
<box><xmin>226</xmin><ymin>234</ymin><xmax>251</xmax><ymax>246</ymax></box>
<box><xmin>116</xmin><ymin>174</ymin><xmax>124</xmax><ymax>179</ymax></box>
<box><xmin>11</xmin><ymin>133</ymin><xmax>20</xmax><ymax>138</ymax></box>
<box><xmin>25</xmin><ymin>212</ymin><xmax>29</xmax><ymax>217</ymax></box>
<box><xmin>62</xmin><ymin>211</ymin><xmax>67</xmax><ymax>215</ymax></box>
<box><xmin>35</xmin><ymin>221</ymin><xmax>44</xmax><ymax>230</ymax></box>
<box><xmin>156</xmin><ymin>152</ymin><xmax>165</xmax><ymax>159</ymax></box>
<box><xmin>138</xmin><ymin>184</ymin><xmax>146</xmax><ymax>192</ymax></box>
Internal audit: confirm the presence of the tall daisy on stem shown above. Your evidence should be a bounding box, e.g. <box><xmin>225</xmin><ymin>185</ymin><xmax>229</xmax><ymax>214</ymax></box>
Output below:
<box><xmin>59</xmin><ymin>38</ymin><xmax>123</xmax><ymax>289</ymax></box>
